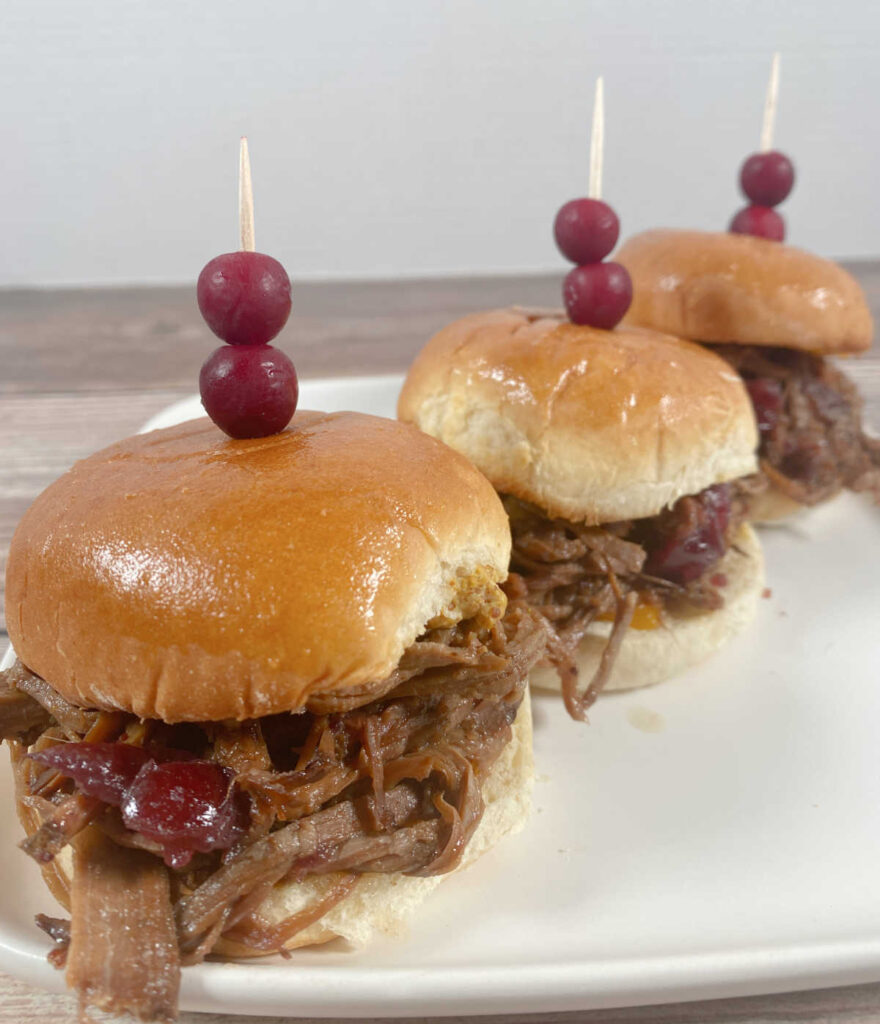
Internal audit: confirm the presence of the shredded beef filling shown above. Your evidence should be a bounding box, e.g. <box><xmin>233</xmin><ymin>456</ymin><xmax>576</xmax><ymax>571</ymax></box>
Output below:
<box><xmin>711</xmin><ymin>344</ymin><xmax>880</xmax><ymax>505</ymax></box>
<box><xmin>503</xmin><ymin>484</ymin><xmax>751</xmax><ymax>719</ymax></box>
<box><xmin>69</xmin><ymin>828</ymin><xmax>181</xmax><ymax>1023</ymax></box>
<box><xmin>0</xmin><ymin>602</ymin><xmax>544</xmax><ymax>1022</ymax></box>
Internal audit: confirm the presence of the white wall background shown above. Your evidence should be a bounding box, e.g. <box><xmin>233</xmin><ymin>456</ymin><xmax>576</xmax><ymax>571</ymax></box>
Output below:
<box><xmin>2</xmin><ymin>0</ymin><xmax>879</xmax><ymax>286</ymax></box>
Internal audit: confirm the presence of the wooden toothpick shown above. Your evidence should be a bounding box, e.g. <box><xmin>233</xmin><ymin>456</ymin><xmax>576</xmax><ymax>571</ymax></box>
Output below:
<box><xmin>588</xmin><ymin>76</ymin><xmax>604</xmax><ymax>200</ymax></box>
<box><xmin>239</xmin><ymin>137</ymin><xmax>255</xmax><ymax>252</ymax></box>
<box><xmin>760</xmin><ymin>53</ymin><xmax>781</xmax><ymax>152</ymax></box>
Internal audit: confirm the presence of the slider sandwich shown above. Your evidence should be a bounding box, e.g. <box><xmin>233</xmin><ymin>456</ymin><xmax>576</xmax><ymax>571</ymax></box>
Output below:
<box><xmin>398</xmin><ymin>309</ymin><xmax>766</xmax><ymax>717</ymax></box>
<box><xmin>617</xmin><ymin>230</ymin><xmax>879</xmax><ymax>519</ymax></box>
<box><xmin>0</xmin><ymin>412</ymin><xmax>542</xmax><ymax>1022</ymax></box>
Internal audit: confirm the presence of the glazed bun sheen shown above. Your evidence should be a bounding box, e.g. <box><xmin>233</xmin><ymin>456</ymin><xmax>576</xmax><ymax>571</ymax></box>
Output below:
<box><xmin>399</xmin><ymin>308</ymin><xmax>765</xmax><ymax>695</ymax></box>
<box><xmin>5</xmin><ymin>411</ymin><xmax>511</xmax><ymax>723</ymax></box>
<box><xmin>8</xmin><ymin>409</ymin><xmax>535</xmax><ymax>957</ymax></box>
<box><xmin>398</xmin><ymin>308</ymin><xmax>759</xmax><ymax>524</ymax></box>
<box><xmin>617</xmin><ymin>229</ymin><xmax>873</xmax><ymax>355</ymax></box>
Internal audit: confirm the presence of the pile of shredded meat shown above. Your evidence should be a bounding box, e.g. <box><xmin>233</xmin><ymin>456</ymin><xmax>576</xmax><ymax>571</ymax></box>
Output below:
<box><xmin>503</xmin><ymin>484</ymin><xmax>754</xmax><ymax>720</ymax></box>
<box><xmin>0</xmin><ymin>603</ymin><xmax>544</xmax><ymax>1023</ymax></box>
<box><xmin>711</xmin><ymin>344</ymin><xmax>880</xmax><ymax>506</ymax></box>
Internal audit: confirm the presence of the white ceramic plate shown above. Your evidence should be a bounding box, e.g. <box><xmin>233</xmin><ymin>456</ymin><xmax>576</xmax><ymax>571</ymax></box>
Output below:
<box><xmin>2</xmin><ymin>374</ymin><xmax>880</xmax><ymax>1017</ymax></box>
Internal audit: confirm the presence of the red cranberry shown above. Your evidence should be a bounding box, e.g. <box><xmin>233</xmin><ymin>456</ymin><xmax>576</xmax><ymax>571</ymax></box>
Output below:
<box><xmin>554</xmin><ymin>198</ymin><xmax>620</xmax><ymax>264</ymax></box>
<box><xmin>121</xmin><ymin>760</ymin><xmax>248</xmax><ymax>865</ymax></box>
<box><xmin>563</xmin><ymin>262</ymin><xmax>632</xmax><ymax>329</ymax></box>
<box><xmin>31</xmin><ymin>743</ymin><xmax>150</xmax><ymax>806</ymax></box>
<box><xmin>729</xmin><ymin>205</ymin><xmax>785</xmax><ymax>242</ymax></box>
<box><xmin>740</xmin><ymin>151</ymin><xmax>795</xmax><ymax>207</ymax></box>
<box><xmin>648</xmin><ymin>527</ymin><xmax>720</xmax><ymax>585</ymax></box>
<box><xmin>645</xmin><ymin>485</ymin><xmax>732</xmax><ymax>585</ymax></box>
<box><xmin>200</xmin><ymin>344</ymin><xmax>298</xmax><ymax>439</ymax></box>
<box><xmin>745</xmin><ymin>378</ymin><xmax>784</xmax><ymax>437</ymax></box>
<box><xmin>701</xmin><ymin>483</ymin><xmax>732</xmax><ymax>537</ymax></box>
<box><xmin>197</xmin><ymin>251</ymin><xmax>292</xmax><ymax>346</ymax></box>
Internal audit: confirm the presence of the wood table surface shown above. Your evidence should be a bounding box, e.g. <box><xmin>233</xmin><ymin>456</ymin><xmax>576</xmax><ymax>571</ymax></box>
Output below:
<box><xmin>0</xmin><ymin>268</ymin><xmax>878</xmax><ymax>1024</ymax></box>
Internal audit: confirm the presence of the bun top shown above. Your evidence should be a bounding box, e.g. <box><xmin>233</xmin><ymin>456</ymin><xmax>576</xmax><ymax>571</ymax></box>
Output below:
<box><xmin>397</xmin><ymin>309</ymin><xmax>758</xmax><ymax>524</ymax></box>
<box><xmin>6</xmin><ymin>413</ymin><xmax>510</xmax><ymax>722</ymax></box>
<box><xmin>617</xmin><ymin>229</ymin><xmax>873</xmax><ymax>354</ymax></box>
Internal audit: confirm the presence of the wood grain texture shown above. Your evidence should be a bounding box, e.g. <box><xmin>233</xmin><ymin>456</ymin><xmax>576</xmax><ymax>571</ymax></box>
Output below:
<box><xmin>0</xmin><ymin>269</ymin><xmax>879</xmax><ymax>1023</ymax></box>
<box><xmin>0</xmin><ymin>275</ymin><xmax>563</xmax><ymax>393</ymax></box>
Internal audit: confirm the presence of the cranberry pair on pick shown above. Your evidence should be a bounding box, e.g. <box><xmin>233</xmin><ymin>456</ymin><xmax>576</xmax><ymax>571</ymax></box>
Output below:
<box><xmin>554</xmin><ymin>199</ymin><xmax>632</xmax><ymax>330</ymax></box>
<box><xmin>555</xmin><ymin>147</ymin><xmax>797</xmax><ymax>331</ymax></box>
<box><xmin>729</xmin><ymin>150</ymin><xmax>795</xmax><ymax>241</ymax></box>
<box><xmin>197</xmin><ymin>252</ymin><xmax>298</xmax><ymax>438</ymax></box>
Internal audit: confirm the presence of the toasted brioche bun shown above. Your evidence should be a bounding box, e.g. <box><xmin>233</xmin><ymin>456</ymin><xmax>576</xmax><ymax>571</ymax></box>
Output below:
<box><xmin>617</xmin><ymin>230</ymin><xmax>873</xmax><ymax>355</ymax></box>
<box><xmin>398</xmin><ymin>309</ymin><xmax>758</xmax><ymax>524</ymax></box>
<box><xmin>12</xmin><ymin>693</ymin><xmax>533</xmax><ymax>956</ymax></box>
<box><xmin>5</xmin><ymin>412</ymin><xmax>510</xmax><ymax>722</ymax></box>
<box><xmin>530</xmin><ymin>524</ymin><xmax>764</xmax><ymax>694</ymax></box>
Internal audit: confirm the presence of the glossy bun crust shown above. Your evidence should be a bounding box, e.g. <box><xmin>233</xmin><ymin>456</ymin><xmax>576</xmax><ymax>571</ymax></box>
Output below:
<box><xmin>398</xmin><ymin>309</ymin><xmax>758</xmax><ymax>524</ymax></box>
<box><xmin>617</xmin><ymin>230</ymin><xmax>873</xmax><ymax>355</ymax></box>
<box><xmin>5</xmin><ymin>413</ymin><xmax>510</xmax><ymax>722</ymax></box>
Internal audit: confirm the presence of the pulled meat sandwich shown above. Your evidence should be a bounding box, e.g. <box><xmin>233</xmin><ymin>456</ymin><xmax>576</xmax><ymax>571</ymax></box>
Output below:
<box><xmin>617</xmin><ymin>229</ymin><xmax>879</xmax><ymax>519</ymax></box>
<box><xmin>398</xmin><ymin>309</ymin><xmax>766</xmax><ymax>718</ymax></box>
<box><xmin>1</xmin><ymin>411</ymin><xmax>543</xmax><ymax>1022</ymax></box>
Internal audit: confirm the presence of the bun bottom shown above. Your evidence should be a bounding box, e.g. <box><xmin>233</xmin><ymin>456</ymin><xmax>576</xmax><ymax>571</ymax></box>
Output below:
<box><xmin>530</xmin><ymin>524</ymin><xmax>764</xmax><ymax>694</ymax></box>
<box><xmin>218</xmin><ymin>690</ymin><xmax>534</xmax><ymax>956</ymax></box>
<box><xmin>747</xmin><ymin>484</ymin><xmax>809</xmax><ymax>524</ymax></box>
<box><xmin>15</xmin><ymin>693</ymin><xmax>534</xmax><ymax>958</ymax></box>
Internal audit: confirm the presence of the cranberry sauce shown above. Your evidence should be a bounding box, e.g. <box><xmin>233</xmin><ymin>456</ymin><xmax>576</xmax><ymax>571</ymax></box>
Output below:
<box><xmin>641</xmin><ymin>484</ymin><xmax>733</xmax><ymax>585</ymax></box>
<box><xmin>31</xmin><ymin>743</ymin><xmax>151</xmax><ymax>806</ymax></box>
<box><xmin>121</xmin><ymin>760</ymin><xmax>248</xmax><ymax>868</ymax></box>
<box><xmin>31</xmin><ymin>742</ymin><xmax>249</xmax><ymax>867</ymax></box>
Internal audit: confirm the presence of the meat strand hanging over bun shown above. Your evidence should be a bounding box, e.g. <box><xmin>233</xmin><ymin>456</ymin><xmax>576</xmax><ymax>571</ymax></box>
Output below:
<box><xmin>398</xmin><ymin>309</ymin><xmax>765</xmax><ymax>717</ymax></box>
<box><xmin>2</xmin><ymin>411</ymin><xmax>542</xmax><ymax>1022</ymax></box>
<box><xmin>617</xmin><ymin>230</ymin><xmax>879</xmax><ymax>518</ymax></box>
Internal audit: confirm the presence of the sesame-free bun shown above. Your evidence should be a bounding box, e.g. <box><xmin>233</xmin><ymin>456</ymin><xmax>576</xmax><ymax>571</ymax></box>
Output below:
<box><xmin>5</xmin><ymin>413</ymin><xmax>510</xmax><ymax>723</ymax></box>
<box><xmin>12</xmin><ymin>693</ymin><xmax>533</xmax><ymax>956</ymax></box>
<box><xmin>529</xmin><ymin>524</ymin><xmax>764</xmax><ymax>694</ymax></box>
<box><xmin>746</xmin><ymin>485</ymin><xmax>808</xmax><ymax>524</ymax></box>
<box><xmin>617</xmin><ymin>230</ymin><xmax>873</xmax><ymax>355</ymax></box>
<box><xmin>398</xmin><ymin>309</ymin><xmax>758</xmax><ymax>524</ymax></box>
